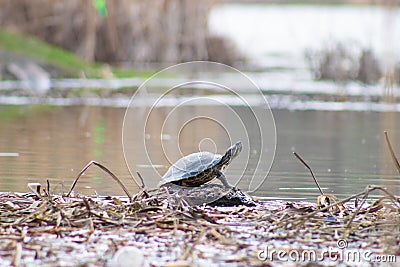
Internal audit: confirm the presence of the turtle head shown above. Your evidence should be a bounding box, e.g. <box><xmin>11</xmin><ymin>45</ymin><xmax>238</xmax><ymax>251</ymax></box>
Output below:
<box><xmin>219</xmin><ymin>141</ymin><xmax>242</xmax><ymax>169</ymax></box>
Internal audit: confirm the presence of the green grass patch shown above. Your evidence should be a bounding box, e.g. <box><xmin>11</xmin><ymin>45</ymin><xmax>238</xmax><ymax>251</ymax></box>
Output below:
<box><xmin>0</xmin><ymin>29</ymin><xmax>153</xmax><ymax>79</ymax></box>
<box><xmin>110</xmin><ymin>68</ymin><xmax>156</xmax><ymax>79</ymax></box>
<box><xmin>0</xmin><ymin>29</ymin><xmax>101</xmax><ymax>77</ymax></box>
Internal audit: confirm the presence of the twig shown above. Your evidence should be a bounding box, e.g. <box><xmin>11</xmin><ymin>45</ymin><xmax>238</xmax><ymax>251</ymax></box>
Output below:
<box><xmin>66</xmin><ymin>161</ymin><xmax>132</xmax><ymax>202</ymax></box>
<box><xmin>47</xmin><ymin>179</ymin><xmax>51</xmax><ymax>195</ymax></box>
<box><xmin>131</xmin><ymin>172</ymin><xmax>149</xmax><ymax>201</ymax></box>
<box><xmin>180</xmin><ymin>231</ymin><xmax>206</xmax><ymax>260</ymax></box>
<box><xmin>275</xmin><ymin>185</ymin><xmax>398</xmax><ymax>230</ymax></box>
<box><xmin>11</xmin><ymin>242</ymin><xmax>22</xmax><ymax>267</ymax></box>
<box><xmin>293</xmin><ymin>152</ymin><xmax>324</xmax><ymax>195</ymax></box>
<box><xmin>83</xmin><ymin>197</ymin><xmax>91</xmax><ymax>217</ymax></box>
<box><xmin>384</xmin><ymin>131</ymin><xmax>400</xmax><ymax>174</ymax></box>
<box><xmin>27</xmin><ymin>183</ymin><xmax>42</xmax><ymax>198</ymax></box>
<box><xmin>345</xmin><ymin>185</ymin><xmax>372</xmax><ymax>228</ymax></box>
<box><xmin>136</xmin><ymin>172</ymin><xmax>146</xmax><ymax>189</ymax></box>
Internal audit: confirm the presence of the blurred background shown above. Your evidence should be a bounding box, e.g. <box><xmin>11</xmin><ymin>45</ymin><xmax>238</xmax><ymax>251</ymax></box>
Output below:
<box><xmin>0</xmin><ymin>0</ymin><xmax>399</xmax><ymax>200</ymax></box>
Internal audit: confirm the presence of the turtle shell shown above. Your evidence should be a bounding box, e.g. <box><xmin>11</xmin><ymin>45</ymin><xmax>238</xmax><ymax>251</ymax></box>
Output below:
<box><xmin>158</xmin><ymin>151</ymin><xmax>222</xmax><ymax>187</ymax></box>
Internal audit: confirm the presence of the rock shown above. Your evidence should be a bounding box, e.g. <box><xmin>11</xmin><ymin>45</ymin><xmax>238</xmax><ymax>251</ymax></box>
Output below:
<box><xmin>163</xmin><ymin>183</ymin><xmax>256</xmax><ymax>207</ymax></box>
<box><xmin>7</xmin><ymin>61</ymin><xmax>50</xmax><ymax>94</ymax></box>
<box><xmin>110</xmin><ymin>246</ymin><xmax>144</xmax><ymax>267</ymax></box>
<box><xmin>208</xmin><ymin>187</ymin><xmax>256</xmax><ymax>207</ymax></box>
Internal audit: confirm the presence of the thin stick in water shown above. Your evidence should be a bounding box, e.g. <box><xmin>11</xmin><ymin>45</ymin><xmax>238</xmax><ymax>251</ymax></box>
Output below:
<box><xmin>46</xmin><ymin>179</ymin><xmax>51</xmax><ymax>195</ymax></box>
<box><xmin>66</xmin><ymin>160</ymin><xmax>132</xmax><ymax>201</ymax></box>
<box><xmin>384</xmin><ymin>131</ymin><xmax>400</xmax><ymax>174</ymax></box>
<box><xmin>293</xmin><ymin>151</ymin><xmax>324</xmax><ymax>195</ymax></box>
<box><xmin>136</xmin><ymin>172</ymin><xmax>146</xmax><ymax>189</ymax></box>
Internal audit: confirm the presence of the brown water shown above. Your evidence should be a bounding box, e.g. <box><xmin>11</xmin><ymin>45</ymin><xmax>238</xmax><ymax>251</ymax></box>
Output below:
<box><xmin>0</xmin><ymin>104</ymin><xmax>399</xmax><ymax>200</ymax></box>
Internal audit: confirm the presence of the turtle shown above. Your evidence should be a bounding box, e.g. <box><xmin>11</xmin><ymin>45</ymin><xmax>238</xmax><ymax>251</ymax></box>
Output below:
<box><xmin>158</xmin><ymin>141</ymin><xmax>242</xmax><ymax>188</ymax></box>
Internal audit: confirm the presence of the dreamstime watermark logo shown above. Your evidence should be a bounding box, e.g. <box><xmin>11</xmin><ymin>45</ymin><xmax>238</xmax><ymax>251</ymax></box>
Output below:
<box><xmin>257</xmin><ymin>239</ymin><xmax>397</xmax><ymax>263</ymax></box>
<box><xmin>122</xmin><ymin>61</ymin><xmax>276</xmax><ymax>202</ymax></box>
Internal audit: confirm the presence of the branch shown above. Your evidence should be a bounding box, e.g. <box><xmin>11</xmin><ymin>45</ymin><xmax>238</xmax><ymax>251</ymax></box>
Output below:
<box><xmin>293</xmin><ymin>151</ymin><xmax>324</xmax><ymax>195</ymax></box>
<box><xmin>384</xmin><ymin>131</ymin><xmax>400</xmax><ymax>174</ymax></box>
<box><xmin>66</xmin><ymin>160</ymin><xmax>131</xmax><ymax>202</ymax></box>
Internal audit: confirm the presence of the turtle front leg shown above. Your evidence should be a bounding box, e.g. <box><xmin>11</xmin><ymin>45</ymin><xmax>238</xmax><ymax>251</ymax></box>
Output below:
<box><xmin>215</xmin><ymin>170</ymin><xmax>235</xmax><ymax>189</ymax></box>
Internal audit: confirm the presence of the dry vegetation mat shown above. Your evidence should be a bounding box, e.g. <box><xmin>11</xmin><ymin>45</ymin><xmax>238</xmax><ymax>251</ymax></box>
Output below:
<box><xmin>0</xmin><ymin>184</ymin><xmax>399</xmax><ymax>267</ymax></box>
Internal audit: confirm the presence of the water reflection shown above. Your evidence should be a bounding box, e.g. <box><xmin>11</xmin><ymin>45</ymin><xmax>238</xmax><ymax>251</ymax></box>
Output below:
<box><xmin>269</xmin><ymin>110</ymin><xmax>400</xmax><ymax>200</ymax></box>
<box><xmin>0</xmin><ymin>105</ymin><xmax>399</xmax><ymax>200</ymax></box>
<box><xmin>0</xmin><ymin>105</ymin><xmax>135</xmax><ymax>195</ymax></box>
